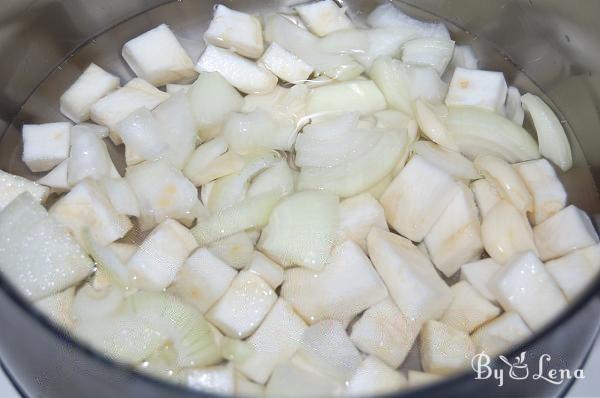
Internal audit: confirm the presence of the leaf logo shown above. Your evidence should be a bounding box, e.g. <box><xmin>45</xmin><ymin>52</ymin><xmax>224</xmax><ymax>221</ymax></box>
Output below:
<box><xmin>499</xmin><ymin>351</ymin><xmax>529</xmax><ymax>380</ymax></box>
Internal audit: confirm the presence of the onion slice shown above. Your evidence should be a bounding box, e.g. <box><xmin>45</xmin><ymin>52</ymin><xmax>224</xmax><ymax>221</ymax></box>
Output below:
<box><xmin>445</xmin><ymin>105</ymin><xmax>540</xmax><ymax>162</ymax></box>
<box><xmin>127</xmin><ymin>291</ymin><xmax>221</xmax><ymax>367</ymax></box>
<box><xmin>521</xmin><ymin>93</ymin><xmax>572</xmax><ymax>171</ymax></box>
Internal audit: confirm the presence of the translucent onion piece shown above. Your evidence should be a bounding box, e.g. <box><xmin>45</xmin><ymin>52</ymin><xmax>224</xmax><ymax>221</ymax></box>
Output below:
<box><xmin>474</xmin><ymin>155</ymin><xmax>533</xmax><ymax>214</ymax></box>
<box><xmin>412</xmin><ymin>141</ymin><xmax>479</xmax><ymax>180</ymax></box>
<box><xmin>192</xmin><ymin>190</ymin><xmax>282</xmax><ymax>245</ymax></box>
<box><xmin>83</xmin><ymin>229</ymin><xmax>130</xmax><ymax>289</ymax></box>
<box><xmin>445</xmin><ymin>105</ymin><xmax>540</xmax><ymax>162</ymax></box>
<box><xmin>258</xmin><ymin>190</ymin><xmax>339</xmax><ymax>271</ymax></box>
<box><xmin>127</xmin><ymin>291</ymin><xmax>221</xmax><ymax>367</ymax></box>
<box><xmin>73</xmin><ymin>312</ymin><xmax>167</xmax><ymax>364</ymax></box>
<box><xmin>521</xmin><ymin>93</ymin><xmax>572</xmax><ymax>171</ymax></box>
<box><xmin>297</xmin><ymin>130</ymin><xmax>408</xmax><ymax>198</ymax></box>
<box><xmin>415</xmin><ymin>99</ymin><xmax>457</xmax><ymax>150</ymax></box>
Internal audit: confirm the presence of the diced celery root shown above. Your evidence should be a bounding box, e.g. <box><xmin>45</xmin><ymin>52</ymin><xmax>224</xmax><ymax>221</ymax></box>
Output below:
<box><xmin>2</xmin><ymin>2</ymin><xmax>591</xmax><ymax>394</ymax></box>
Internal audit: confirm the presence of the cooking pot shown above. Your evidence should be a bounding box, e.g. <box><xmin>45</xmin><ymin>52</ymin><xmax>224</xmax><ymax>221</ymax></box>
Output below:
<box><xmin>0</xmin><ymin>0</ymin><xmax>599</xmax><ymax>397</ymax></box>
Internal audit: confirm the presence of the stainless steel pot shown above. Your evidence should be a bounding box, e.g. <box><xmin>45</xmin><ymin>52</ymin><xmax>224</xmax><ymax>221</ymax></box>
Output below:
<box><xmin>0</xmin><ymin>1</ymin><xmax>599</xmax><ymax>397</ymax></box>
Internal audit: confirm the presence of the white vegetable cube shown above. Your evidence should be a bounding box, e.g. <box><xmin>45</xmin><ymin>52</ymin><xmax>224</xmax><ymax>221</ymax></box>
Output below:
<box><xmin>440</xmin><ymin>281</ymin><xmax>500</xmax><ymax>333</ymax></box>
<box><xmin>152</xmin><ymin>92</ymin><xmax>197</xmax><ymax>170</ymax></box>
<box><xmin>122</xmin><ymin>24</ymin><xmax>196</xmax><ymax>86</ymax></box>
<box><xmin>471</xmin><ymin>312</ymin><xmax>531</xmax><ymax>356</ymax></box>
<box><xmin>235</xmin><ymin>372</ymin><xmax>265</xmax><ymax>397</ymax></box>
<box><xmin>126</xmin><ymin>159</ymin><xmax>197</xmax><ymax>228</ymax></box>
<box><xmin>67</xmin><ymin>125</ymin><xmax>114</xmax><ymax>185</ymax></box>
<box><xmin>295</xmin><ymin>0</ymin><xmax>353</xmax><ymax>37</ymax></box>
<box><xmin>115</xmin><ymin>108</ymin><xmax>167</xmax><ymax>163</ymax></box>
<box><xmin>345</xmin><ymin>356</ymin><xmax>407</xmax><ymax>396</ymax></box>
<box><xmin>171</xmin><ymin>248</ymin><xmax>236</xmax><ymax>313</ymax></box>
<box><xmin>196</xmin><ymin>45</ymin><xmax>277</xmax><ymax>94</ymax></box>
<box><xmin>0</xmin><ymin>170</ymin><xmax>49</xmax><ymax>210</ymax></box>
<box><xmin>338</xmin><ymin>192</ymin><xmax>388</xmax><ymax>252</ymax></box>
<box><xmin>425</xmin><ymin>183</ymin><xmax>483</xmax><ymax>277</ymax></box>
<box><xmin>481</xmin><ymin>200</ymin><xmax>538</xmax><ymax>264</ymax></box>
<box><xmin>238</xmin><ymin>299</ymin><xmax>308</xmax><ymax>384</ymax></box>
<box><xmin>460</xmin><ymin>258</ymin><xmax>501</xmax><ymax>303</ymax></box>
<box><xmin>206</xmin><ymin>271</ymin><xmax>277</xmax><ymax>338</ymax></box>
<box><xmin>108</xmin><ymin>242</ymin><xmax>137</xmax><ymax>263</ymax></box>
<box><xmin>419</xmin><ymin>320</ymin><xmax>476</xmax><ymax>375</ymax></box>
<box><xmin>367</xmin><ymin>228</ymin><xmax>453</xmax><ymax>323</ymax></box>
<box><xmin>533</xmin><ymin>205</ymin><xmax>599</xmax><ymax>261</ymax></box>
<box><xmin>259</xmin><ymin>190</ymin><xmax>339</xmax><ymax>271</ymax></box>
<box><xmin>208</xmin><ymin>232</ymin><xmax>255</xmax><ymax>270</ymax></box>
<box><xmin>166</xmin><ymin>83</ymin><xmax>191</xmax><ymax>94</ymax></box>
<box><xmin>90</xmin><ymin>78</ymin><xmax>169</xmax><ymax>144</ymax></box>
<box><xmin>407</xmin><ymin>371</ymin><xmax>443</xmax><ymax>387</ymax></box>
<box><xmin>0</xmin><ymin>193</ymin><xmax>93</xmax><ymax>300</ymax></box>
<box><xmin>205</xmin><ymin>5</ymin><xmax>264</xmax><ymax>59</ymax></box>
<box><xmin>22</xmin><ymin>122</ymin><xmax>71</xmax><ymax>172</ymax></box>
<box><xmin>546</xmin><ymin>244</ymin><xmax>600</xmax><ymax>301</ymax></box>
<box><xmin>247</xmin><ymin>251</ymin><xmax>284</xmax><ymax>289</ymax></box>
<box><xmin>446</xmin><ymin>67</ymin><xmax>508</xmax><ymax>112</ymax></box>
<box><xmin>187</xmin><ymin>72</ymin><xmax>243</xmax><ymax>140</ymax></box>
<box><xmin>35</xmin><ymin>287</ymin><xmax>75</xmax><ymax>329</ymax></box>
<box><xmin>77</xmin><ymin>122</ymin><xmax>109</xmax><ymax>138</ymax></box>
<box><xmin>50</xmin><ymin>179</ymin><xmax>131</xmax><ymax>246</ymax></box>
<box><xmin>181</xmin><ymin>363</ymin><xmax>235</xmax><ymax>395</ymax></box>
<box><xmin>100</xmin><ymin>177</ymin><xmax>140</xmax><ymax>217</ymax></box>
<box><xmin>60</xmin><ymin>63</ymin><xmax>120</xmax><ymax>122</ymax></box>
<box><xmin>296</xmin><ymin>320</ymin><xmax>361</xmax><ymax>382</ymax></box>
<box><xmin>470</xmin><ymin>178</ymin><xmax>501</xmax><ymax>218</ymax></box>
<box><xmin>282</xmin><ymin>240</ymin><xmax>388</xmax><ymax>324</ymax></box>
<box><xmin>259</xmin><ymin>43</ymin><xmax>314</xmax><ymax>83</ymax></box>
<box><xmin>490</xmin><ymin>251</ymin><xmax>567</xmax><ymax>329</ymax></box>
<box><xmin>128</xmin><ymin>219</ymin><xmax>197</xmax><ymax>290</ymax></box>
<box><xmin>306</xmin><ymin>79</ymin><xmax>387</xmax><ymax>116</ymax></box>
<box><xmin>381</xmin><ymin>155</ymin><xmax>459</xmax><ymax>242</ymax></box>
<box><xmin>366</xmin><ymin>3</ymin><xmax>450</xmax><ymax>39</ymax></box>
<box><xmin>38</xmin><ymin>159</ymin><xmax>70</xmax><ymax>192</ymax></box>
<box><xmin>515</xmin><ymin>159</ymin><xmax>567</xmax><ymax>225</ymax></box>
<box><xmin>266</xmin><ymin>362</ymin><xmax>341</xmax><ymax>398</ymax></box>
<box><xmin>350</xmin><ymin>299</ymin><xmax>420</xmax><ymax>368</ymax></box>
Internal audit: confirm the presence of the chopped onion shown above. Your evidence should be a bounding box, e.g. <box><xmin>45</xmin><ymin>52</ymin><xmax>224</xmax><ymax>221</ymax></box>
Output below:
<box><xmin>247</xmin><ymin>161</ymin><xmax>295</xmax><ymax>198</ymax></box>
<box><xmin>318</xmin><ymin>27</ymin><xmax>416</xmax><ymax>68</ymax></box>
<box><xmin>74</xmin><ymin>312</ymin><xmax>167</xmax><ymax>364</ymax></box>
<box><xmin>415</xmin><ymin>99</ymin><xmax>457</xmax><ymax>150</ymax></box>
<box><xmin>306</xmin><ymin>79</ymin><xmax>387</xmax><ymax>117</ymax></box>
<box><xmin>367</xmin><ymin>3</ymin><xmax>450</xmax><ymax>40</ymax></box>
<box><xmin>412</xmin><ymin>141</ymin><xmax>479</xmax><ymax>180</ymax></box>
<box><xmin>223</xmin><ymin>110</ymin><xmax>297</xmax><ymax>152</ymax></box>
<box><xmin>295</xmin><ymin>113</ymin><xmax>380</xmax><ymax>168</ymax></box>
<box><xmin>521</xmin><ymin>93</ymin><xmax>572</xmax><ymax>171</ymax></box>
<box><xmin>445</xmin><ymin>105</ymin><xmax>540</xmax><ymax>162</ymax></box>
<box><xmin>258</xmin><ymin>190</ymin><xmax>339</xmax><ymax>271</ymax></box>
<box><xmin>83</xmin><ymin>229</ymin><xmax>131</xmax><ymax>289</ymax></box>
<box><xmin>369</xmin><ymin>56</ymin><xmax>412</xmax><ymax>114</ymax></box>
<box><xmin>192</xmin><ymin>190</ymin><xmax>282</xmax><ymax>245</ymax></box>
<box><xmin>297</xmin><ymin>130</ymin><xmax>408</xmax><ymax>198</ymax></box>
<box><xmin>207</xmin><ymin>150</ymin><xmax>282</xmax><ymax>212</ymax></box>
<box><xmin>402</xmin><ymin>38</ymin><xmax>455</xmax><ymax>75</ymax></box>
<box><xmin>474</xmin><ymin>155</ymin><xmax>533</xmax><ymax>214</ymax></box>
<box><xmin>127</xmin><ymin>291</ymin><xmax>221</xmax><ymax>367</ymax></box>
<box><xmin>221</xmin><ymin>337</ymin><xmax>254</xmax><ymax>364</ymax></box>
<box><xmin>264</xmin><ymin>15</ymin><xmax>364</xmax><ymax>80</ymax></box>
<box><xmin>71</xmin><ymin>283</ymin><xmax>124</xmax><ymax>321</ymax></box>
